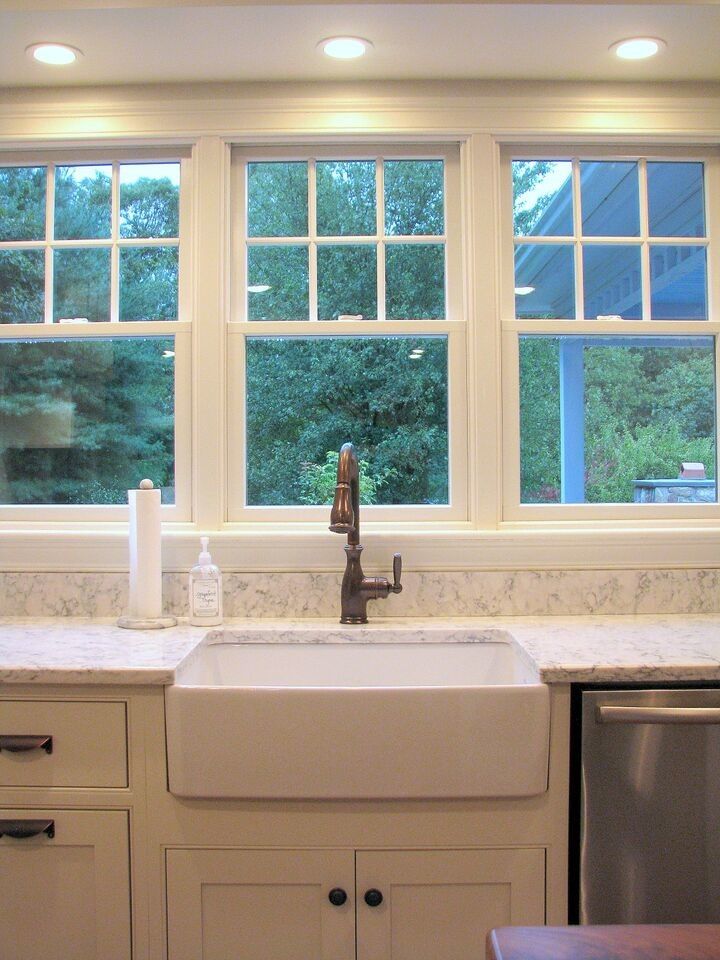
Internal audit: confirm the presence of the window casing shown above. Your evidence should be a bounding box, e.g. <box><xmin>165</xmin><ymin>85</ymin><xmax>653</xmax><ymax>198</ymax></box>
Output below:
<box><xmin>500</xmin><ymin>145</ymin><xmax>720</xmax><ymax>521</ymax></box>
<box><xmin>2</xmin><ymin>127</ymin><xmax>720</xmax><ymax>570</ymax></box>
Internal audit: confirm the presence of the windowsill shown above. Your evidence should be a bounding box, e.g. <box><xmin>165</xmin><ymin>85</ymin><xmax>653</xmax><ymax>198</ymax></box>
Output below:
<box><xmin>2</xmin><ymin>520</ymin><xmax>720</xmax><ymax>572</ymax></box>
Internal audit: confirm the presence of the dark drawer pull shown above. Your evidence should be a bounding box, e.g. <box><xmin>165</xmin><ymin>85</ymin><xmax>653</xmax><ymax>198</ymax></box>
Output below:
<box><xmin>0</xmin><ymin>819</ymin><xmax>55</xmax><ymax>840</ymax></box>
<box><xmin>364</xmin><ymin>888</ymin><xmax>383</xmax><ymax>907</ymax></box>
<box><xmin>0</xmin><ymin>735</ymin><xmax>53</xmax><ymax>755</ymax></box>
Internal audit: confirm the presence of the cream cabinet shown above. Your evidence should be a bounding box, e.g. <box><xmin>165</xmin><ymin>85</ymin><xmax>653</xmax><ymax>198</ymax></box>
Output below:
<box><xmin>165</xmin><ymin>846</ymin><xmax>545</xmax><ymax>960</ymax></box>
<box><xmin>355</xmin><ymin>848</ymin><xmax>545</xmax><ymax>960</ymax></box>
<box><xmin>0</xmin><ymin>808</ymin><xmax>132</xmax><ymax>960</ymax></box>
<box><xmin>166</xmin><ymin>848</ymin><xmax>356</xmax><ymax>960</ymax></box>
<box><xmin>0</xmin><ymin>695</ymin><xmax>133</xmax><ymax>960</ymax></box>
<box><xmin>0</xmin><ymin>699</ymin><xmax>128</xmax><ymax>788</ymax></box>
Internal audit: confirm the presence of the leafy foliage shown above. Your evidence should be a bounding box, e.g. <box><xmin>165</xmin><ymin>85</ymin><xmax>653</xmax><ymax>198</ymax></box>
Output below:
<box><xmin>299</xmin><ymin>451</ymin><xmax>392</xmax><ymax>505</ymax></box>
<box><xmin>246</xmin><ymin>337</ymin><xmax>448</xmax><ymax>506</ymax></box>
<box><xmin>0</xmin><ymin>339</ymin><xmax>174</xmax><ymax>505</ymax></box>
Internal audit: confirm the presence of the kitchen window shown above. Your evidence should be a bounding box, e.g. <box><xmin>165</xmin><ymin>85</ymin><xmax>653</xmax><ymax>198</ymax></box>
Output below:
<box><xmin>501</xmin><ymin>148</ymin><xmax>720</xmax><ymax>519</ymax></box>
<box><xmin>227</xmin><ymin>145</ymin><xmax>467</xmax><ymax>521</ymax></box>
<box><xmin>0</xmin><ymin>151</ymin><xmax>191</xmax><ymax>519</ymax></box>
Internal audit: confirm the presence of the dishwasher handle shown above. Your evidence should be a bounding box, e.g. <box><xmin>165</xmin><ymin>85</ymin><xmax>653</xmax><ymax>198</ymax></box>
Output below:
<box><xmin>597</xmin><ymin>705</ymin><xmax>720</xmax><ymax>725</ymax></box>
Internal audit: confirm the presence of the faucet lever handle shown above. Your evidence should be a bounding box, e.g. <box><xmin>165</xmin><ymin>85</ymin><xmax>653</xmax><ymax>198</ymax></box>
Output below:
<box><xmin>391</xmin><ymin>553</ymin><xmax>403</xmax><ymax>594</ymax></box>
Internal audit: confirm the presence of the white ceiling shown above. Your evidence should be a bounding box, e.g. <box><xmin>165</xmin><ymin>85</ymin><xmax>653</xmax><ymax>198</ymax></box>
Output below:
<box><xmin>1</xmin><ymin>2</ymin><xmax>719</xmax><ymax>87</ymax></box>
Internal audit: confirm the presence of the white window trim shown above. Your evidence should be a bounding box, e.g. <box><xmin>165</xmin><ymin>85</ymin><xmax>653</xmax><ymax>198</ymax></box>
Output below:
<box><xmin>2</xmin><ymin>84</ymin><xmax>720</xmax><ymax>571</ymax></box>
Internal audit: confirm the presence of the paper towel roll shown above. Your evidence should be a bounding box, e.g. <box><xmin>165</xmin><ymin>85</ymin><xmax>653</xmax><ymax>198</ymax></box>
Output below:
<box><xmin>127</xmin><ymin>479</ymin><xmax>162</xmax><ymax>620</ymax></box>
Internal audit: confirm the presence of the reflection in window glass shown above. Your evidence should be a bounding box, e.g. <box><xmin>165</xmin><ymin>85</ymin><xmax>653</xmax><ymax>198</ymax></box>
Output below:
<box><xmin>650</xmin><ymin>245</ymin><xmax>707</xmax><ymax>320</ymax></box>
<box><xmin>519</xmin><ymin>335</ymin><xmax>716</xmax><ymax>504</ymax></box>
<box><xmin>581</xmin><ymin>161</ymin><xmax>639</xmax><ymax>237</ymax></box>
<box><xmin>384</xmin><ymin>160</ymin><xmax>444</xmax><ymax>236</ymax></box>
<box><xmin>247</xmin><ymin>245</ymin><xmax>309</xmax><ymax>320</ymax></box>
<box><xmin>512</xmin><ymin>160</ymin><xmax>573</xmax><ymax>237</ymax></box>
<box><xmin>247</xmin><ymin>162</ymin><xmax>308</xmax><ymax>238</ymax></box>
<box><xmin>583</xmin><ymin>245</ymin><xmax>642</xmax><ymax>320</ymax></box>
<box><xmin>245</xmin><ymin>336</ymin><xmax>448</xmax><ymax>505</ymax></box>
<box><xmin>0</xmin><ymin>338</ymin><xmax>175</xmax><ymax>504</ymax></box>
<box><xmin>317</xmin><ymin>161</ymin><xmax>375</xmax><ymax>236</ymax></box>
<box><xmin>0</xmin><ymin>167</ymin><xmax>46</xmax><ymax>241</ymax></box>
<box><xmin>120</xmin><ymin>247</ymin><xmax>179</xmax><ymax>321</ymax></box>
<box><xmin>318</xmin><ymin>245</ymin><xmax>376</xmax><ymax>320</ymax></box>
<box><xmin>514</xmin><ymin>244</ymin><xmax>574</xmax><ymax>319</ymax></box>
<box><xmin>386</xmin><ymin>244</ymin><xmax>445</xmax><ymax>320</ymax></box>
<box><xmin>648</xmin><ymin>162</ymin><xmax>705</xmax><ymax>238</ymax></box>
<box><xmin>54</xmin><ymin>248</ymin><xmax>111</xmax><ymax>323</ymax></box>
<box><xmin>119</xmin><ymin>162</ymin><xmax>180</xmax><ymax>239</ymax></box>
<box><xmin>55</xmin><ymin>165</ymin><xmax>111</xmax><ymax>240</ymax></box>
<box><xmin>0</xmin><ymin>250</ymin><xmax>44</xmax><ymax>323</ymax></box>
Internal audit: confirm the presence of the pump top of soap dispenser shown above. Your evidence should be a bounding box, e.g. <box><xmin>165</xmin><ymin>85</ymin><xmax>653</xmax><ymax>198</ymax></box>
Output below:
<box><xmin>198</xmin><ymin>537</ymin><xmax>213</xmax><ymax>565</ymax></box>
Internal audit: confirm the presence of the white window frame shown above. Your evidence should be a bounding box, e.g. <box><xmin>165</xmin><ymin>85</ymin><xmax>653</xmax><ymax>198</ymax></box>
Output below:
<box><xmin>3</xmin><ymin>82</ymin><xmax>720</xmax><ymax>572</ymax></box>
<box><xmin>226</xmin><ymin>143</ymin><xmax>468</xmax><ymax>523</ymax></box>
<box><xmin>499</xmin><ymin>143</ymin><xmax>720</xmax><ymax>522</ymax></box>
<box><xmin>0</xmin><ymin>147</ymin><xmax>193</xmax><ymax>522</ymax></box>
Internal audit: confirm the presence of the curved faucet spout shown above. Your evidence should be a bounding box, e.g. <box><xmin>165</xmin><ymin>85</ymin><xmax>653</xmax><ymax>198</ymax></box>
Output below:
<box><xmin>328</xmin><ymin>442</ymin><xmax>360</xmax><ymax>545</ymax></box>
<box><xmin>328</xmin><ymin>442</ymin><xmax>403</xmax><ymax>624</ymax></box>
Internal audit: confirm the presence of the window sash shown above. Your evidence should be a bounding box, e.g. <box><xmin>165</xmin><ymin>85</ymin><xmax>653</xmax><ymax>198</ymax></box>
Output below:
<box><xmin>500</xmin><ymin>145</ymin><xmax>720</xmax><ymax>521</ymax></box>
<box><xmin>0</xmin><ymin>149</ymin><xmax>192</xmax><ymax>521</ymax></box>
<box><xmin>227</xmin><ymin>143</ymin><xmax>467</xmax><ymax>521</ymax></box>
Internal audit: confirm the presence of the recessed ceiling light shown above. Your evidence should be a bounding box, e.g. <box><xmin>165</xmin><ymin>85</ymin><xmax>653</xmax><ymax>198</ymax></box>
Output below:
<box><xmin>26</xmin><ymin>42</ymin><xmax>83</xmax><ymax>66</ymax></box>
<box><xmin>247</xmin><ymin>284</ymin><xmax>271</xmax><ymax>294</ymax></box>
<box><xmin>514</xmin><ymin>286</ymin><xmax>535</xmax><ymax>296</ymax></box>
<box><xmin>318</xmin><ymin>36</ymin><xmax>372</xmax><ymax>60</ymax></box>
<box><xmin>610</xmin><ymin>37</ymin><xmax>666</xmax><ymax>60</ymax></box>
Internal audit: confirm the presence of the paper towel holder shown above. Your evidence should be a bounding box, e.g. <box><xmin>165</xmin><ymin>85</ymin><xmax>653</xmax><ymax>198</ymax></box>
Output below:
<box><xmin>117</xmin><ymin>478</ymin><xmax>178</xmax><ymax>630</ymax></box>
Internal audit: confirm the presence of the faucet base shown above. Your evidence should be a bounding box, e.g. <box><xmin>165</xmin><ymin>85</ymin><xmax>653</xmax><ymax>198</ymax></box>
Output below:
<box><xmin>340</xmin><ymin>615</ymin><xmax>368</xmax><ymax>625</ymax></box>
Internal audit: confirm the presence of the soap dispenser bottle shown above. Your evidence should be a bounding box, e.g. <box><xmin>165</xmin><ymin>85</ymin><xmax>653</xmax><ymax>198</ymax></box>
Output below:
<box><xmin>188</xmin><ymin>537</ymin><xmax>223</xmax><ymax>626</ymax></box>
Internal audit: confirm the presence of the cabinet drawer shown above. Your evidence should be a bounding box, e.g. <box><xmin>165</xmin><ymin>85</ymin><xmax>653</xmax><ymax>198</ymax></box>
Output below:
<box><xmin>0</xmin><ymin>807</ymin><xmax>131</xmax><ymax>960</ymax></box>
<box><xmin>0</xmin><ymin>700</ymin><xmax>128</xmax><ymax>788</ymax></box>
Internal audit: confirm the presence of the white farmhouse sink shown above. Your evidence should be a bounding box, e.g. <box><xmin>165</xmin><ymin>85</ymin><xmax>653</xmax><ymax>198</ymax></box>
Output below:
<box><xmin>165</xmin><ymin>628</ymin><xmax>550</xmax><ymax>800</ymax></box>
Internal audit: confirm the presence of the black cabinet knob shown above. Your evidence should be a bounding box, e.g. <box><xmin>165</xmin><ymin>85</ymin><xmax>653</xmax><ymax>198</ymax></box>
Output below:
<box><xmin>328</xmin><ymin>888</ymin><xmax>348</xmax><ymax>906</ymax></box>
<box><xmin>364</xmin><ymin>888</ymin><xmax>383</xmax><ymax>907</ymax></box>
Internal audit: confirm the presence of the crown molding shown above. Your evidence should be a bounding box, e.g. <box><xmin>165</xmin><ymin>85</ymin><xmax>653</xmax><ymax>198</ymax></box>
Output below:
<box><xmin>1</xmin><ymin>80</ymin><xmax>720</xmax><ymax>143</ymax></box>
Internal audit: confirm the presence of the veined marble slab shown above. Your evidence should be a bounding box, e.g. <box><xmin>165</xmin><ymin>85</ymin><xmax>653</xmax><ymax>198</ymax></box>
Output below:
<box><xmin>1</xmin><ymin>614</ymin><xmax>720</xmax><ymax>686</ymax></box>
<box><xmin>2</xmin><ymin>567</ymin><xmax>720</xmax><ymax>619</ymax></box>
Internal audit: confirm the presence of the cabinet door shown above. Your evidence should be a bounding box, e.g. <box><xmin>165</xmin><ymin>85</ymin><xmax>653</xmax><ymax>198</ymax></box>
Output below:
<box><xmin>356</xmin><ymin>848</ymin><xmax>545</xmax><ymax>960</ymax></box>
<box><xmin>0</xmin><ymin>809</ymin><xmax>131</xmax><ymax>960</ymax></box>
<box><xmin>166</xmin><ymin>848</ymin><xmax>355</xmax><ymax>960</ymax></box>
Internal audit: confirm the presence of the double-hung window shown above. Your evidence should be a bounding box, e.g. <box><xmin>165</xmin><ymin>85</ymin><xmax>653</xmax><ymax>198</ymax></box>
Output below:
<box><xmin>501</xmin><ymin>147</ymin><xmax>719</xmax><ymax>519</ymax></box>
<box><xmin>228</xmin><ymin>145</ymin><xmax>466</xmax><ymax>522</ymax></box>
<box><xmin>0</xmin><ymin>150</ymin><xmax>191</xmax><ymax>519</ymax></box>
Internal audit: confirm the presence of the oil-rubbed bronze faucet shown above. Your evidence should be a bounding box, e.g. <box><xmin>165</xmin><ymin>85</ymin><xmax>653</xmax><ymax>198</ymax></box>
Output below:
<box><xmin>329</xmin><ymin>442</ymin><xmax>402</xmax><ymax>624</ymax></box>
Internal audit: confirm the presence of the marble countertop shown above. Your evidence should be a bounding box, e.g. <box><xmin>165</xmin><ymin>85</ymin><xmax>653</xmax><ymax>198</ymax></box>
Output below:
<box><xmin>1</xmin><ymin>614</ymin><xmax>720</xmax><ymax>685</ymax></box>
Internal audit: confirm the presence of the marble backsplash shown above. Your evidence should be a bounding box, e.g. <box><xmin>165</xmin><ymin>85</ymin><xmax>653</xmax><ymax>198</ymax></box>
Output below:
<box><xmin>1</xmin><ymin>568</ymin><xmax>719</xmax><ymax>618</ymax></box>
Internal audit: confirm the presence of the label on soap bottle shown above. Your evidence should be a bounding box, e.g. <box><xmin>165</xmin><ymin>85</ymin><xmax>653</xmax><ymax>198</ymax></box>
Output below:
<box><xmin>192</xmin><ymin>579</ymin><xmax>219</xmax><ymax>616</ymax></box>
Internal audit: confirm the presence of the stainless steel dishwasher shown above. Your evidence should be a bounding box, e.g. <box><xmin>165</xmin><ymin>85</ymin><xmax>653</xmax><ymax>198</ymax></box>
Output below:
<box><xmin>576</xmin><ymin>687</ymin><xmax>720</xmax><ymax>924</ymax></box>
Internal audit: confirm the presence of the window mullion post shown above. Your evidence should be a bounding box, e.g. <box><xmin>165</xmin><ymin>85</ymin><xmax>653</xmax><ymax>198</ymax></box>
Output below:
<box><xmin>44</xmin><ymin>163</ymin><xmax>55</xmax><ymax>325</ymax></box>
<box><xmin>376</xmin><ymin>157</ymin><xmax>386</xmax><ymax>323</ymax></box>
<box><xmin>110</xmin><ymin>161</ymin><xmax>120</xmax><ymax>323</ymax></box>
<box><xmin>638</xmin><ymin>158</ymin><xmax>652</xmax><ymax>322</ymax></box>
<box><xmin>572</xmin><ymin>158</ymin><xmax>583</xmax><ymax>320</ymax></box>
<box><xmin>706</xmin><ymin>154</ymin><xmax>720</xmax><ymax>490</ymax></box>
<box><xmin>308</xmin><ymin>158</ymin><xmax>318</xmax><ymax>321</ymax></box>
<box><xmin>192</xmin><ymin>136</ymin><xmax>229</xmax><ymax>529</ymax></box>
<box><xmin>467</xmin><ymin>133</ymin><xmax>500</xmax><ymax>528</ymax></box>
